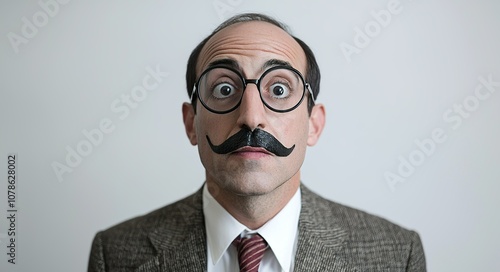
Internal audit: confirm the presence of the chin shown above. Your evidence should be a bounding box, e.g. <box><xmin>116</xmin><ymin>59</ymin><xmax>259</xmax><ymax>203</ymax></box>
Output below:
<box><xmin>223</xmin><ymin>175</ymin><xmax>285</xmax><ymax>196</ymax></box>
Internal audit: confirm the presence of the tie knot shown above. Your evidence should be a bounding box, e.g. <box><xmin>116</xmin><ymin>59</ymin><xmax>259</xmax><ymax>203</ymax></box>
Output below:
<box><xmin>233</xmin><ymin>234</ymin><xmax>268</xmax><ymax>272</ymax></box>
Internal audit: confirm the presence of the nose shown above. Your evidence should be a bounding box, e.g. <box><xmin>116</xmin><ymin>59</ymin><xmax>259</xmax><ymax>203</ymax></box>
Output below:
<box><xmin>235</xmin><ymin>83</ymin><xmax>268</xmax><ymax>130</ymax></box>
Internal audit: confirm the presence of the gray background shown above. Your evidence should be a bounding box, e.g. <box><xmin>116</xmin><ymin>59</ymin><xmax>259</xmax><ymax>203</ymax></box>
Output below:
<box><xmin>1</xmin><ymin>0</ymin><xmax>499</xmax><ymax>271</ymax></box>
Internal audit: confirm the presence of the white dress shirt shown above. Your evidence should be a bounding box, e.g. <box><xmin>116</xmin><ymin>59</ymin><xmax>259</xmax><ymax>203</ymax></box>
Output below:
<box><xmin>203</xmin><ymin>184</ymin><xmax>301</xmax><ymax>272</ymax></box>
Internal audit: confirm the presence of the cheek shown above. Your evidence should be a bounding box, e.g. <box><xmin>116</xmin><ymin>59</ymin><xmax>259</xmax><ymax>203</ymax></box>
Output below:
<box><xmin>195</xmin><ymin>114</ymin><xmax>233</xmax><ymax>145</ymax></box>
<box><xmin>273</xmin><ymin>115</ymin><xmax>310</xmax><ymax>146</ymax></box>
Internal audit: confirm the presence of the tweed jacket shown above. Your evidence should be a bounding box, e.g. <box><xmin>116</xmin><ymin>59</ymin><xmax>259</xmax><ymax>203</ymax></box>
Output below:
<box><xmin>88</xmin><ymin>185</ymin><xmax>426</xmax><ymax>271</ymax></box>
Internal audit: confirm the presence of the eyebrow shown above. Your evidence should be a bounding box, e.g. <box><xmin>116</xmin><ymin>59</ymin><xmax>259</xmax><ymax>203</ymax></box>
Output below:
<box><xmin>206</xmin><ymin>58</ymin><xmax>294</xmax><ymax>74</ymax></box>
<box><xmin>262</xmin><ymin>59</ymin><xmax>293</xmax><ymax>70</ymax></box>
<box><xmin>207</xmin><ymin>59</ymin><xmax>241</xmax><ymax>71</ymax></box>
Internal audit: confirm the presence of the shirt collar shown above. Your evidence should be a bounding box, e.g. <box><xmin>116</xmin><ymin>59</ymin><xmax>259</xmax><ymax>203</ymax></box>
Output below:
<box><xmin>203</xmin><ymin>184</ymin><xmax>301</xmax><ymax>272</ymax></box>
<box><xmin>203</xmin><ymin>184</ymin><xmax>246</xmax><ymax>266</ymax></box>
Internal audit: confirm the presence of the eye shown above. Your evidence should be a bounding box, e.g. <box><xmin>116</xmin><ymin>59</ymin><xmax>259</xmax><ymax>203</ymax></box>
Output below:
<box><xmin>269</xmin><ymin>83</ymin><xmax>290</xmax><ymax>99</ymax></box>
<box><xmin>212</xmin><ymin>83</ymin><xmax>236</xmax><ymax>99</ymax></box>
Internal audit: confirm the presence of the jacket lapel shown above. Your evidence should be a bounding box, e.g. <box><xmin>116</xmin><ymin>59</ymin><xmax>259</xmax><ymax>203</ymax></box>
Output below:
<box><xmin>134</xmin><ymin>185</ymin><xmax>361</xmax><ymax>271</ymax></box>
<box><xmin>294</xmin><ymin>185</ymin><xmax>360</xmax><ymax>272</ymax></box>
<box><xmin>136</xmin><ymin>189</ymin><xmax>207</xmax><ymax>272</ymax></box>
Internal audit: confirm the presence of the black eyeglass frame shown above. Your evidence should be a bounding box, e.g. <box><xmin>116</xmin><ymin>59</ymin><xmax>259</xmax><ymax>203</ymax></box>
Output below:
<box><xmin>190</xmin><ymin>65</ymin><xmax>316</xmax><ymax>114</ymax></box>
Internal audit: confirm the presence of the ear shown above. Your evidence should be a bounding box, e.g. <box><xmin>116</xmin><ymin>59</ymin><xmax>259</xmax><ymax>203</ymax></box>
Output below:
<box><xmin>307</xmin><ymin>103</ymin><xmax>326</xmax><ymax>146</ymax></box>
<box><xmin>182</xmin><ymin>102</ymin><xmax>198</xmax><ymax>145</ymax></box>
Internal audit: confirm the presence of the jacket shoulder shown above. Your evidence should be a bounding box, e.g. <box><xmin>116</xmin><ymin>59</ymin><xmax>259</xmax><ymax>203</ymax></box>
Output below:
<box><xmin>103</xmin><ymin>191</ymin><xmax>200</xmax><ymax>236</ymax></box>
<box><xmin>302</xmin><ymin>185</ymin><xmax>417</xmax><ymax>240</ymax></box>
<box><xmin>300</xmin><ymin>185</ymin><xmax>426</xmax><ymax>271</ymax></box>
<box><xmin>89</xmin><ymin>191</ymin><xmax>203</xmax><ymax>270</ymax></box>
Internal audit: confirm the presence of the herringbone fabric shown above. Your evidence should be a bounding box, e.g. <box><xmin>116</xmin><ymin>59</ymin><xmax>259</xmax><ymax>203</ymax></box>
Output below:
<box><xmin>233</xmin><ymin>234</ymin><xmax>268</xmax><ymax>272</ymax></box>
<box><xmin>88</xmin><ymin>185</ymin><xmax>427</xmax><ymax>271</ymax></box>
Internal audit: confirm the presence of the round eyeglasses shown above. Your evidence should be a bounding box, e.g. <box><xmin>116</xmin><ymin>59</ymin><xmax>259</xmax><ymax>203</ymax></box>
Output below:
<box><xmin>190</xmin><ymin>65</ymin><xmax>315</xmax><ymax>114</ymax></box>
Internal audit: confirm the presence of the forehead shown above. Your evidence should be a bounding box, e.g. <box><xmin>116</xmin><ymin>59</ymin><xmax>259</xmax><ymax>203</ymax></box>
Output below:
<box><xmin>197</xmin><ymin>21</ymin><xmax>307</xmax><ymax>77</ymax></box>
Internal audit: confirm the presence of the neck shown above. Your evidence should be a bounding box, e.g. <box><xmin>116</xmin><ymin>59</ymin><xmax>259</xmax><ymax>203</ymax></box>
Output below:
<box><xmin>207</xmin><ymin>176</ymin><xmax>300</xmax><ymax>230</ymax></box>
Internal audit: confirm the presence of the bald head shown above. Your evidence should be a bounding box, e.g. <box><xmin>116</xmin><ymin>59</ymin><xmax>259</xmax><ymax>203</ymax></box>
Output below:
<box><xmin>197</xmin><ymin>21</ymin><xmax>307</xmax><ymax>78</ymax></box>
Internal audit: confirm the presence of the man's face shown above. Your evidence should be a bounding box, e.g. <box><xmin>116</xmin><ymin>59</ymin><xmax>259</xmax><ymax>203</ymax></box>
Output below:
<box><xmin>183</xmin><ymin>21</ymin><xmax>324</xmax><ymax>197</ymax></box>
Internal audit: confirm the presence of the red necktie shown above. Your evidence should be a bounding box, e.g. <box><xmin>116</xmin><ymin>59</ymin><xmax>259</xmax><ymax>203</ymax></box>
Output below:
<box><xmin>233</xmin><ymin>234</ymin><xmax>268</xmax><ymax>272</ymax></box>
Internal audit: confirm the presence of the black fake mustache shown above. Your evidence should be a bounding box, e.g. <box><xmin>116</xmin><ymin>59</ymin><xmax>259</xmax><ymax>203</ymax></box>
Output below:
<box><xmin>206</xmin><ymin>127</ymin><xmax>295</xmax><ymax>157</ymax></box>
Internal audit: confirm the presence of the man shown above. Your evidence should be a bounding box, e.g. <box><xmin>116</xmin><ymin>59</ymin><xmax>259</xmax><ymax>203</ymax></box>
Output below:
<box><xmin>88</xmin><ymin>13</ymin><xmax>426</xmax><ymax>271</ymax></box>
